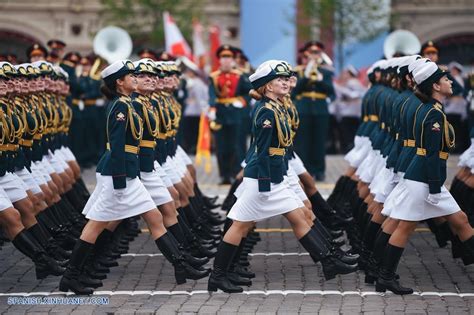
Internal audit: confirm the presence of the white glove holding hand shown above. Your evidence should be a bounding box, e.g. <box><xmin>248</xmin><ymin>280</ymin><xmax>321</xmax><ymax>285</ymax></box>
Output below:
<box><xmin>207</xmin><ymin>109</ymin><xmax>216</xmax><ymax>121</ymax></box>
<box><xmin>232</xmin><ymin>100</ymin><xmax>244</xmax><ymax>108</ymax></box>
<box><xmin>304</xmin><ymin>59</ymin><xmax>315</xmax><ymax>79</ymax></box>
<box><xmin>426</xmin><ymin>193</ymin><xmax>441</xmax><ymax>205</ymax></box>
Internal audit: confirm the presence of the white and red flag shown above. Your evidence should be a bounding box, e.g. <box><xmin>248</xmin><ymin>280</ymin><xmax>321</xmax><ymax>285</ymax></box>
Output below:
<box><xmin>192</xmin><ymin>19</ymin><xmax>206</xmax><ymax>69</ymax></box>
<box><xmin>163</xmin><ymin>11</ymin><xmax>192</xmax><ymax>59</ymax></box>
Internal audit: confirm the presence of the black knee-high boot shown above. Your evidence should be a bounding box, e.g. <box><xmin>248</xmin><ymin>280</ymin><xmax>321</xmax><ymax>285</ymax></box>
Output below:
<box><xmin>309</xmin><ymin>191</ymin><xmax>349</xmax><ymax>229</ymax></box>
<box><xmin>208</xmin><ymin>241</ymin><xmax>243</xmax><ymax>293</ymax></box>
<box><xmin>312</xmin><ymin>220</ymin><xmax>359</xmax><ymax>265</ymax></box>
<box><xmin>327</xmin><ymin>176</ymin><xmax>349</xmax><ymax>206</ymax></box>
<box><xmin>12</xmin><ymin>229</ymin><xmax>66</xmax><ymax>279</ymax></box>
<box><xmin>227</xmin><ymin>238</ymin><xmax>253</xmax><ymax>286</ymax></box>
<box><xmin>27</xmin><ymin>223</ymin><xmax>70</xmax><ymax>262</ymax></box>
<box><xmin>222</xmin><ymin>178</ymin><xmax>242</xmax><ymax>211</ymax></box>
<box><xmin>461</xmin><ymin>235</ymin><xmax>474</xmax><ymax>265</ymax></box>
<box><xmin>168</xmin><ymin>223</ymin><xmax>209</xmax><ymax>267</ymax></box>
<box><xmin>375</xmin><ymin>244</ymin><xmax>413</xmax><ymax>294</ymax></box>
<box><xmin>59</xmin><ymin>239</ymin><xmax>95</xmax><ymax>295</ymax></box>
<box><xmin>229</xmin><ymin>237</ymin><xmax>255</xmax><ymax>279</ymax></box>
<box><xmin>177</xmin><ymin>214</ymin><xmax>217</xmax><ymax>258</ymax></box>
<box><xmin>299</xmin><ymin>229</ymin><xmax>358</xmax><ymax>281</ymax></box>
<box><xmin>365</xmin><ymin>230</ymin><xmax>391</xmax><ymax>284</ymax></box>
<box><xmin>155</xmin><ymin>232</ymin><xmax>210</xmax><ymax>284</ymax></box>
<box><xmin>363</xmin><ymin>221</ymin><xmax>382</xmax><ymax>253</ymax></box>
<box><xmin>426</xmin><ymin>219</ymin><xmax>451</xmax><ymax>248</ymax></box>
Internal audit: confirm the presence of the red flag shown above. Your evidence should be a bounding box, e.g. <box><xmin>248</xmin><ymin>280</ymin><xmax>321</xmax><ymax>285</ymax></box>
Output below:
<box><xmin>163</xmin><ymin>11</ymin><xmax>192</xmax><ymax>59</ymax></box>
<box><xmin>209</xmin><ymin>25</ymin><xmax>221</xmax><ymax>72</ymax></box>
<box><xmin>195</xmin><ymin>113</ymin><xmax>212</xmax><ymax>173</ymax></box>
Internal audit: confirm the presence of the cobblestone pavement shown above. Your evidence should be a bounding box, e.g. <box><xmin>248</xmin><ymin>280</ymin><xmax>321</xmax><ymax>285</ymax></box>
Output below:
<box><xmin>1</xmin><ymin>155</ymin><xmax>473</xmax><ymax>314</ymax></box>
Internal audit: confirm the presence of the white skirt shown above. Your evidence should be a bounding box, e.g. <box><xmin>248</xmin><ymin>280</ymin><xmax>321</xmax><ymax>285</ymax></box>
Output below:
<box><xmin>82</xmin><ymin>174</ymin><xmax>156</xmax><ymax>222</ymax></box>
<box><xmin>357</xmin><ymin>149</ymin><xmax>377</xmax><ymax>184</ymax></box>
<box><xmin>227</xmin><ymin>177</ymin><xmax>302</xmax><ymax>222</ymax></box>
<box><xmin>46</xmin><ymin>150</ymin><xmax>66</xmax><ymax>174</ymax></box>
<box><xmin>172</xmin><ymin>155</ymin><xmax>187</xmax><ymax>178</ymax></box>
<box><xmin>0</xmin><ymin>186</ymin><xmax>13</xmax><ymax>211</ymax></box>
<box><xmin>162</xmin><ymin>157</ymin><xmax>182</xmax><ymax>184</ymax></box>
<box><xmin>373</xmin><ymin>168</ymin><xmax>397</xmax><ymax>204</ymax></box>
<box><xmin>31</xmin><ymin>160</ymin><xmax>52</xmax><ymax>184</ymax></box>
<box><xmin>63</xmin><ymin>147</ymin><xmax>77</xmax><ymax>162</ymax></box>
<box><xmin>286</xmin><ymin>166</ymin><xmax>308</xmax><ymax>202</ymax></box>
<box><xmin>154</xmin><ymin>161</ymin><xmax>173</xmax><ymax>188</ymax></box>
<box><xmin>140</xmin><ymin>171</ymin><xmax>173</xmax><ymax>206</ymax></box>
<box><xmin>383</xmin><ymin>179</ymin><xmax>460</xmax><ymax>221</ymax></box>
<box><xmin>0</xmin><ymin>172</ymin><xmax>28</xmax><ymax>203</ymax></box>
<box><xmin>15</xmin><ymin>168</ymin><xmax>42</xmax><ymax>194</ymax></box>
<box><xmin>41</xmin><ymin>157</ymin><xmax>56</xmax><ymax>175</ymax></box>
<box><xmin>177</xmin><ymin>146</ymin><xmax>193</xmax><ymax>165</ymax></box>
<box><xmin>288</xmin><ymin>153</ymin><xmax>307</xmax><ymax>175</ymax></box>
<box><xmin>458</xmin><ymin>140</ymin><xmax>474</xmax><ymax>169</ymax></box>
<box><xmin>347</xmin><ymin>137</ymin><xmax>372</xmax><ymax>168</ymax></box>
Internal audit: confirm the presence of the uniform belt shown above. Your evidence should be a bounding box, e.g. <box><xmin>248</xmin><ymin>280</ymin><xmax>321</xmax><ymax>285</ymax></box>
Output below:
<box><xmin>216</xmin><ymin>97</ymin><xmax>241</xmax><ymax>105</ymax></box>
<box><xmin>156</xmin><ymin>133</ymin><xmax>167</xmax><ymax>140</ymax></box>
<box><xmin>139</xmin><ymin>140</ymin><xmax>156</xmax><ymax>149</ymax></box>
<box><xmin>106</xmin><ymin>143</ymin><xmax>139</xmax><ymax>154</ymax></box>
<box><xmin>19</xmin><ymin>139</ymin><xmax>33</xmax><ymax>147</ymax></box>
<box><xmin>33</xmin><ymin>134</ymin><xmax>43</xmax><ymax>140</ymax></box>
<box><xmin>84</xmin><ymin>99</ymin><xmax>97</xmax><ymax>106</ymax></box>
<box><xmin>369</xmin><ymin>115</ymin><xmax>378</xmax><ymax>122</ymax></box>
<box><xmin>72</xmin><ymin>99</ymin><xmax>81</xmax><ymax>106</ymax></box>
<box><xmin>0</xmin><ymin>144</ymin><xmax>19</xmax><ymax>151</ymax></box>
<box><xmin>298</xmin><ymin>92</ymin><xmax>327</xmax><ymax>100</ymax></box>
<box><xmin>363</xmin><ymin>116</ymin><xmax>369</xmax><ymax>122</ymax></box>
<box><xmin>416</xmin><ymin>148</ymin><xmax>449</xmax><ymax>160</ymax></box>
<box><xmin>269</xmin><ymin>147</ymin><xmax>285</xmax><ymax>156</ymax></box>
<box><xmin>403</xmin><ymin>139</ymin><xmax>415</xmax><ymax>147</ymax></box>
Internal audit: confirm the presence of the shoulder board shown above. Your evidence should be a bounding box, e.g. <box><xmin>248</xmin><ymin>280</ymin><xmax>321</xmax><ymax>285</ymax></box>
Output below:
<box><xmin>264</xmin><ymin>103</ymin><xmax>273</xmax><ymax>110</ymax></box>
<box><xmin>433</xmin><ymin>102</ymin><xmax>443</xmax><ymax>111</ymax></box>
<box><xmin>119</xmin><ymin>95</ymin><xmax>131</xmax><ymax>104</ymax></box>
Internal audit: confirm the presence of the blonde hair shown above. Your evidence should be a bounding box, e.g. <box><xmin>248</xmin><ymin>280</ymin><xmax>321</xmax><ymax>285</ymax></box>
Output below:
<box><xmin>249</xmin><ymin>86</ymin><xmax>267</xmax><ymax>100</ymax></box>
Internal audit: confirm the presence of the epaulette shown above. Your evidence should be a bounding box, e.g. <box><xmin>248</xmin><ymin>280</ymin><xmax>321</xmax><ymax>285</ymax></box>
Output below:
<box><xmin>119</xmin><ymin>95</ymin><xmax>131</xmax><ymax>103</ymax></box>
<box><xmin>61</xmin><ymin>60</ymin><xmax>75</xmax><ymax>68</ymax></box>
<box><xmin>433</xmin><ymin>102</ymin><xmax>443</xmax><ymax>111</ymax></box>
<box><xmin>264</xmin><ymin>103</ymin><xmax>273</xmax><ymax>110</ymax></box>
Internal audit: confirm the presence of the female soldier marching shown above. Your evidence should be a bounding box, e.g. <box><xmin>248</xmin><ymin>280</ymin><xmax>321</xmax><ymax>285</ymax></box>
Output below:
<box><xmin>207</xmin><ymin>60</ymin><xmax>357</xmax><ymax>293</ymax></box>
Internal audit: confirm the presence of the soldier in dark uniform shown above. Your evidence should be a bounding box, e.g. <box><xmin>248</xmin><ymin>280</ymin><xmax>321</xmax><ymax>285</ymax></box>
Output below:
<box><xmin>376</xmin><ymin>61</ymin><xmax>474</xmax><ymax>295</ymax></box>
<box><xmin>78</xmin><ymin>56</ymin><xmax>103</xmax><ymax>166</ymax></box>
<box><xmin>61</xmin><ymin>52</ymin><xmax>85</xmax><ymax>165</ymax></box>
<box><xmin>47</xmin><ymin>39</ymin><xmax>66</xmax><ymax>65</ymax></box>
<box><xmin>208</xmin><ymin>45</ymin><xmax>252</xmax><ymax>184</ymax></box>
<box><xmin>292</xmin><ymin>41</ymin><xmax>336</xmax><ymax>181</ymax></box>
<box><xmin>26</xmin><ymin>43</ymin><xmax>47</xmax><ymax>63</ymax></box>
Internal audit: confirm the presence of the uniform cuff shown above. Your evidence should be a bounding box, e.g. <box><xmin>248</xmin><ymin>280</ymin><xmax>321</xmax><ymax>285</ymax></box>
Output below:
<box><xmin>258</xmin><ymin>178</ymin><xmax>271</xmax><ymax>192</ymax></box>
<box><xmin>428</xmin><ymin>181</ymin><xmax>441</xmax><ymax>194</ymax></box>
<box><xmin>113</xmin><ymin>176</ymin><xmax>126</xmax><ymax>190</ymax></box>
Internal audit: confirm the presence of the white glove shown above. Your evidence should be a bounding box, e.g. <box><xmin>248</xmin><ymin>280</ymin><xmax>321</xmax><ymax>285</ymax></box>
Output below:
<box><xmin>258</xmin><ymin>191</ymin><xmax>271</xmax><ymax>201</ymax></box>
<box><xmin>96</xmin><ymin>99</ymin><xmax>105</xmax><ymax>107</ymax></box>
<box><xmin>426</xmin><ymin>193</ymin><xmax>441</xmax><ymax>205</ymax></box>
<box><xmin>304</xmin><ymin>59</ymin><xmax>316</xmax><ymax>78</ymax></box>
<box><xmin>78</xmin><ymin>100</ymin><xmax>85</xmax><ymax>111</ymax></box>
<box><xmin>207</xmin><ymin>110</ymin><xmax>216</xmax><ymax>121</ymax></box>
<box><xmin>232</xmin><ymin>100</ymin><xmax>244</xmax><ymax>108</ymax></box>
